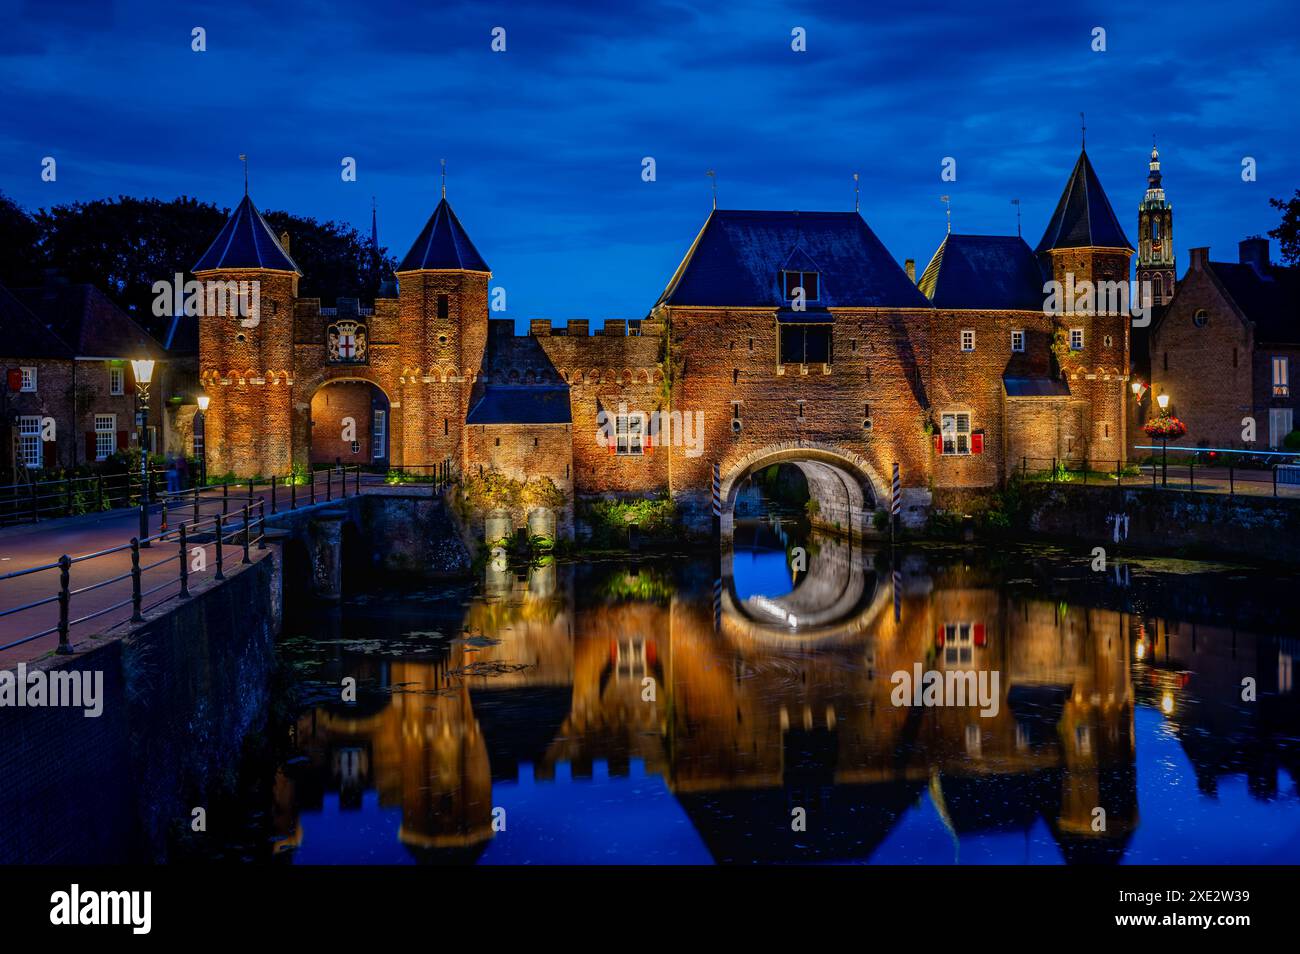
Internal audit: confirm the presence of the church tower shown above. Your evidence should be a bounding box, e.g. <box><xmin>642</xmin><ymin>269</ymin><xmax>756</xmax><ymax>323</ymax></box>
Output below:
<box><xmin>194</xmin><ymin>191</ymin><xmax>301</xmax><ymax>477</ymax></box>
<box><xmin>394</xmin><ymin>187</ymin><xmax>490</xmax><ymax>474</ymax></box>
<box><xmin>1136</xmin><ymin>143</ymin><xmax>1175</xmax><ymax>306</ymax></box>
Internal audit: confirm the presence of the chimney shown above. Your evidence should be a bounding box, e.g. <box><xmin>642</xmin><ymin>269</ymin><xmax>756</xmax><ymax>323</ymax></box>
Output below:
<box><xmin>1239</xmin><ymin>236</ymin><xmax>1270</xmax><ymax>273</ymax></box>
<box><xmin>1189</xmin><ymin>247</ymin><xmax>1209</xmax><ymax>271</ymax></box>
<box><xmin>904</xmin><ymin>258</ymin><xmax>916</xmax><ymax>283</ymax></box>
<box><xmin>280</xmin><ymin>231</ymin><xmax>291</xmax><ymax>254</ymax></box>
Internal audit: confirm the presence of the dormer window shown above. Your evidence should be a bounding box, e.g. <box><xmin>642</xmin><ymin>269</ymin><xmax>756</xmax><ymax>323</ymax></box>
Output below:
<box><xmin>782</xmin><ymin>270</ymin><xmax>819</xmax><ymax>302</ymax></box>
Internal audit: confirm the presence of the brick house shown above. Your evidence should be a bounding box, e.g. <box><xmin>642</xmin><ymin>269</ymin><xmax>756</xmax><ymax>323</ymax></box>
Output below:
<box><xmin>1149</xmin><ymin>238</ymin><xmax>1300</xmax><ymax>449</ymax></box>
<box><xmin>0</xmin><ymin>276</ymin><xmax>166</xmax><ymax>481</ymax></box>
<box><xmin>196</xmin><ymin>147</ymin><xmax>1132</xmax><ymax>537</ymax></box>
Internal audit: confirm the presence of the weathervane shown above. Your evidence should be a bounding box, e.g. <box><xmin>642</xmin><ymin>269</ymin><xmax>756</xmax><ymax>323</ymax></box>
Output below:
<box><xmin>1080</xmin><ymin>111</ymin><xmax>1087</xmax><ymax>149</ymax></box>
<box><xmin>441</xmin><ymin>158</ymin><xmax>447</xmax><ymax>199</ymax></box>
<box><xmin>853</xmin><ymin>172</ymin><xmax>860</xmax><ymax>213</ymax></box>
<box><xmin>706</xmin><ymin>169</ymin><xmax>717</xmax><ymax>209</ymax></box>
<box><xmin>1011</xmin><ymin>198</ymin><xmax>1021</xmax><ymax>237</ymax></box>
<box><xmin>940</xmin><ymin>195</ymin><xmax>951</xmax><ymax>234</ymax></box>
<box><xmin>239</xmin><ymin>154</ymin><xmax>248</xmax><ymax>195</ymax></box>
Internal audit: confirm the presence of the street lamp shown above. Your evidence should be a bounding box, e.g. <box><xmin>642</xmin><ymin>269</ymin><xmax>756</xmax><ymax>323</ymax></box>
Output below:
<box><xmin>195</xmin><ymin>393</ymin><xmax>210</xmax><ymax>487</ymax></box>
<box><xmin>1156</xmin><ymin>392</ymin><xmax>1171</xmax><ymax>486</ymax></box>
<box><xmin>131</xmin><ymin>359</ymin><xmax>156</xmax><ymax>541</ymax></box>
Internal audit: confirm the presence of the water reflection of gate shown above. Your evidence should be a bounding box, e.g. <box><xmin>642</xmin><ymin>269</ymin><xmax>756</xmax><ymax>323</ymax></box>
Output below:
<box><xmin>720</xmin><ymin>534</ymin><xmax>890</xmax><ymax>646</ymax></box>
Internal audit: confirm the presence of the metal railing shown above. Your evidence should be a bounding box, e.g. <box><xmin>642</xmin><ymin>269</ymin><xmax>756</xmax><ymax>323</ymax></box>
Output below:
<box><xmin>0</xmin><ymin>464</ymin><xmax>369</xmax><ymax>655</ymax></box>
<box><xmin>0</xmin><ymin>500</ymin><xmax>266</xmax><ymax>655</ymax></box>
<box><xmin>0</xmin><ymin>469</ymin><xmax>166</xmax><ymax>526</ymax></box>
<box><xmin>1018</xmin><ymin>451</ymin><xmax>1300</xmax><ymax>497</ymax></box>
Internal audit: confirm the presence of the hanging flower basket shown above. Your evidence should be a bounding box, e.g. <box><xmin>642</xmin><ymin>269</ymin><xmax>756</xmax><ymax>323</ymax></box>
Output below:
<box><xmin>1144</xmin><ymin>415</ymin><xmax>1187</xmax><ymax>439</ymax></box>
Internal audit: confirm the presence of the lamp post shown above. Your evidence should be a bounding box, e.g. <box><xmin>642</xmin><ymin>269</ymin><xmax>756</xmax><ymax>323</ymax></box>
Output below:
<box><xmin>195</xmin><ymin>393</ymin><xmax>210</xmax><ymax>487</ymax></box>
<box><xmin>1156</xmin><ymin>392</ymin><xmax>1171</xmax><ymax>487</ymax></box>
<box><xmin>131</xmin><ymin>359</ymin><xmax>156</xmax><ymax>542</ymax></box>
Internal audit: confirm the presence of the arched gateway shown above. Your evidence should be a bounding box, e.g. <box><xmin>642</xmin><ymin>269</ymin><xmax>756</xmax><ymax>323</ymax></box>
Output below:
<box><xmin>719</xmin><ymin>442</ymin><xmax>886</xmax><ymax>539</ymax></box>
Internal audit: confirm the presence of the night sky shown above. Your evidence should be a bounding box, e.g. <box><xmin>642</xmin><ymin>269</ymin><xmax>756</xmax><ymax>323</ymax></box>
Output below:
<box><xmin>2</xmin><ymin>0</ymin><xmax>1298</xmax><ymax>329</ymax></box>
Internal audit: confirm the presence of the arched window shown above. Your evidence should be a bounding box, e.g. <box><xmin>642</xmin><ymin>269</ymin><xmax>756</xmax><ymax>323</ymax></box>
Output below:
<box><xmin>1153</xmin><ymin>274</ymin><xmax>1163</xmax><ymax>301</ymax></box>
<box><xmin>1193</xmin><ymin>308</ymin><xmax>1208</xmax><ymax>328</ymax></box>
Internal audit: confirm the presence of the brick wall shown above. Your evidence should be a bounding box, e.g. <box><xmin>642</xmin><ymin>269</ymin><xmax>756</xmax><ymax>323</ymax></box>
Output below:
<box><xmin>1149</xmin><ymin>262</ymin><xmax>1253</xmax><ymax>448</ymax></box>
<box><xmin>309</xmin><ymin>381</ymin><xmax>376</xmax><ymax>465</ymax></box>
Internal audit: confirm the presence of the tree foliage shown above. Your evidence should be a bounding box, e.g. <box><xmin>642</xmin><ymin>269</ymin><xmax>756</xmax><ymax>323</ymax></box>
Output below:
<box><xmin>1269</xmin><ymin>190</ymin><xmax>1300</xmax><ymax>265</ymax></box>
<box><xmin>0</xmin><ymin>193</ymin><xmax>397</xmax><ymax>342</ymax></box>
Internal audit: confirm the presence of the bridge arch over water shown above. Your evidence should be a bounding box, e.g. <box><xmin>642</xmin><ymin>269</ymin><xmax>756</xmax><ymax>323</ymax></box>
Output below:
<box><xmin>719</xmin><ymin>442</ymin><xmax>886</xmax><ymax>539</ymax></box>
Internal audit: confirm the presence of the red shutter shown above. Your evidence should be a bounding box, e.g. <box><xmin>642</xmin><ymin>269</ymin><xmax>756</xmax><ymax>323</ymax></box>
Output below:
<box><xmin>116</xmin><ymin>430</ymin><xmax>128</xmax><ymax>451</ymax></box>
<box><xmin>42</xmin><ymin>439</ymin><xmax>57</xmax><ymax>469</ymax></box>
<box><xmin>974</xmin><ymin>623</ymin><xmax>986</xmax><ymax>647</ymax></box>
<box><xmin>935</xmin><ymin>624</ymin><xmax>945</xmax><ymax>647</ymax></box>
<box><xmin>972</xmin><ymin>432</ymin><xmax>985</xmax><ymax>455</ymax></box>
<box><xmin>933</xmin><ymin>433</ymin><xmax>943</xmax><ymax>455</ymax></box>
<box><xmin>644</xmin><ymin>430</ymin><xmax>653</xmax><ymax>455</ymax></box>
<box><xmin>6</xmin><ymin>369</ymin><xmax>21</xmax><ymax>392</ymax></box>
<box><xmin>85</xmin><ymin>431</ymin><xmax>96</xmax><ymax>461</ymax></box>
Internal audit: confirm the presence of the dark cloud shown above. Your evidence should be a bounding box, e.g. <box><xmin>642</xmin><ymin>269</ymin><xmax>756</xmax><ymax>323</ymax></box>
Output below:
<box><xmin>0</xmin><ymin>0</ymin><xmax>1297</xmax><ymax>325</ymax></box>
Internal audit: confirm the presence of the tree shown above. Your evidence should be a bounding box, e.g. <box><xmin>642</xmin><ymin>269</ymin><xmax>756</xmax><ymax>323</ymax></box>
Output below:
<box><xmin>9</xmin><ymin>195</ymin><xmax>397</xmax><ymax>342</ymax></box>
<box><xmin>0</xmin><ymin>191</ymin><xmax>45</xmax><ymax>288</ymax></box>
<box><xmin>34</xmin><ymin>195</ymin><xmax>227</xmax><ymax>339</ymax></box>
<box><xmin>1268</xmin><ymin>190</ymin><xmax>1300</xmax><ymax>264</ymax></box>
<box><xmin>261</xmin><ymin>210</ymin><xmax>396</xmax><ymax>305</ymax></box>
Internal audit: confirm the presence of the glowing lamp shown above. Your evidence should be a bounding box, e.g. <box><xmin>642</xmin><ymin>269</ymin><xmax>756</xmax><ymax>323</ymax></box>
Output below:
<box><xmin>197</xmin><ymin>394</ymin><xmax>211</xmax><ymax>412</ymax></box>
<box><xmin>1131</xmin><ymin>381</ymin><xmax>1142</xmax><ymax>395</ymax></box>
<box><xmin>130</xmin><ymin>358</ymin><xmax>156</xmax><ymax>385</ymax></box>
<box><xmin>1156</xmin><ymin>393</ymin><xmax>1170</xmax><ymax>410</ymax></box>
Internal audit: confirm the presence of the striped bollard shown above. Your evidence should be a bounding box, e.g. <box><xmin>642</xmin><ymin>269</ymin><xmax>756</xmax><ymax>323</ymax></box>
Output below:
<box><xmin>890</xmin><ymin>462</ymin><xmax>901</xmax><ymax>541</ymax></box>
<box><xmin>711</xmin><ymin>462</ymin><xmax>721</xmax><ymax>538</ymax></box>
<box><xmin>713</xmin><ymin>577</ymin><xmax>722</xmax><ymax>632</ymax></box>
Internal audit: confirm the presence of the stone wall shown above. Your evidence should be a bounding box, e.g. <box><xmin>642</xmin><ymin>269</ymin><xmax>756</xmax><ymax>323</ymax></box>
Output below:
<box><xmin>1021</xmin><ymin>483</ymin><xmax>1300</xmax><ymax>562</ymax></box>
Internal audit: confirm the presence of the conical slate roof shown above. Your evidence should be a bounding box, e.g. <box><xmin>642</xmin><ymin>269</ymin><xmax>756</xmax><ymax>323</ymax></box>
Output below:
<box><xmin>1036</xmin><ymin>150</ymin><xmax>1132</xmax><ymax>253</ymax></box>
<box><xmin>192</xmin><ymin>194</ymin><xmax>302</xmax><ymax>273</ymax></box>
<box><xmin>398</xmin><ymin>198</ymin><xmax>490</xmax><ymax>272</ymax></box>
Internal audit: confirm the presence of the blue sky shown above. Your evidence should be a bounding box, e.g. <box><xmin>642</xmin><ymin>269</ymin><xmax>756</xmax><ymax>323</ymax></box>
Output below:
<box><xmin>2</xmin><ymin>0</ymin><xmax>1298</xmax><ymax>329</ymax></box>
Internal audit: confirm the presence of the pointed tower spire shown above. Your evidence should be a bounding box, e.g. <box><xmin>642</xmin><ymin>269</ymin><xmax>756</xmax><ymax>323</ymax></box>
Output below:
<box><xmin>1036</xmin><ymin>150</ymin><xmax>1131</xmax><ymax>253</ymax></box>
<box><xmin>193</xmin><ymin>192</ymin><xmax>301</xmax><ymax>274</ymax></box>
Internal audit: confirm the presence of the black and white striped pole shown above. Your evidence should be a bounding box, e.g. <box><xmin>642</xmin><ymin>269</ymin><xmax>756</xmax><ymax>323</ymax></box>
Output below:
<box><xmin>711</xmin><ymin>462</ymin><xmax>721</xmax><ymax>536</ymax></box>
<box><xmin>890</xmin><ymin>461</ymin><xmax>901</xmax><ymax>543</ymax></box>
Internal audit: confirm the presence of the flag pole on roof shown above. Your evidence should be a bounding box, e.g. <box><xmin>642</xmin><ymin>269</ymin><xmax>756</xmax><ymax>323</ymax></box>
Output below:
<box><xmin>1012</xmin><ymin>198</ymin><xmax>1021</xmax><ymax>237</ymax></box>
<box><xmin>1080</xmin><ymin>111</ymin><xmax>1086</xmax><ymax>150</ymax></box>
<box><xmin>940</xmin><ymin>195</ymin><xmax>951</xmax><ymax>234</ymax></box>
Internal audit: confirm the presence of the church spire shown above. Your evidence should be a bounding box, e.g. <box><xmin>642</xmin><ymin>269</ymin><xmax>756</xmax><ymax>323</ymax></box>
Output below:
<box><xmin>1137</xmin><ymin>140</ymin><xmax>1175</xmax><ymax>305</ymax></box>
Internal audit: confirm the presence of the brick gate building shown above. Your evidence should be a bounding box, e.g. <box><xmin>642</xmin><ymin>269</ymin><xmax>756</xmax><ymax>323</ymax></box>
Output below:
<box><xmin>196</xmin><ymin>148</ymin><xmax>1134</xmax><ymax>537</ymax></box>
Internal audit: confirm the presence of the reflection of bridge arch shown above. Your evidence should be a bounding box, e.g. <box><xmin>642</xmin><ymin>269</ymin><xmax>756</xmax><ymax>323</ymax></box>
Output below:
<box><xmin>720</xmin><ymin>540</ymin><xmax>892</xmax><ymax>649</ymax></box>
<box><xmin>720</xmin><ymin>443</ymin><xmax>886</xmax><ymax>538</ymax></box>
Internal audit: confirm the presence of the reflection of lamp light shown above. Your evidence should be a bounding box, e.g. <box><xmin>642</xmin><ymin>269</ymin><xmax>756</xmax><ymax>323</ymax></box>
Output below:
<box><xmin>1156</xmin><ymin>392</ymin><xmax>1170</xmax><ymax>410</ymax></box>
<box><xmin>196</xmin><ymin>394</ymin><xmax>210</xmax><ymax>412</ymax></box>
<box><xmin>1135</xmin><ymin>640</ymin><xmax>1147</xmax><ymax>660</ymax></box>
<box><xmin>1161</xmin><ymin>691</ymin><xmax>1175</xmax><ymax>715</ymax></box>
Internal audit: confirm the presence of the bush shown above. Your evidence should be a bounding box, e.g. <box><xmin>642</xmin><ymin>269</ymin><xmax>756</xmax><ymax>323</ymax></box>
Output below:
<box><xmin>579</xmin><ymin>494</ymin><xmax>677</xmax><ymax>548</ymax></box>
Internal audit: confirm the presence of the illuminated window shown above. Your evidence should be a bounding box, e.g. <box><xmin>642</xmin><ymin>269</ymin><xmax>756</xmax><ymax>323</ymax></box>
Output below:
<box><xmin>941</xmin><ymin>412</ymin><xmax>971</xmax><ymax>455</ymax></box>
<box><xmin>960</xmin><ymin>329</ymin><xmax>975</xmax><ymax>352</ymax></box>
<box><xmin>19</xmin><ymin>416</ymin><xmax>41</xmax><ymax>468</ymax></box>
<box><xmin>94</xmin><ymin>414</ymin><xmax>115</xmax><ymax>461</ymax></box>
<box><xmin>1070</xmin><ymin>328</ymin><xmax>1084</xmax><ymax>350</ymax></box>
<box><xmin>1010</xmin><ymin>329</ymin><xmax>1025</xmax><ymax>353</ymax></box>
<box><xmin>19</xmin><ymin>367</ymin><xmax>36</xmax><ymax>392</ymax></box>
<box><xmin>615</xmin><ymin>413</ymin><xmax>644</xmax><ymax>456</ymax></box>
<box><xmin>109</xmin><ymin>366</ymin><xmax>124</xmax><ymax>395</ymax></box>
<box><xmin>372</xmin><ymin>409</ymin><xmax>387</xmax><ymax>459</ymax></box>
<box><xmin>1274</xmin><ymin>356</ymin><xmax>1290</xmax><ymax>397</ymax></box>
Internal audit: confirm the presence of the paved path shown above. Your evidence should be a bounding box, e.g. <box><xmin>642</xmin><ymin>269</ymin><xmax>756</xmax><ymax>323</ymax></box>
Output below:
<box><xmin>0</xmin><ymin>471</ymin><xmax>394</xmax><ymax>667</ymax></box>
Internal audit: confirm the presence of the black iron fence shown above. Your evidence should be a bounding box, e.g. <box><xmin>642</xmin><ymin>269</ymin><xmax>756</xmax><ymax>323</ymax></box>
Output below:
<box><xmin>0</xmin><ymin>464</ymin><xmax>369</xmax><ymax>655</ymax></box>
<box><xmin>1018</xmin><ymin>452</ymin><xmax>1299</xmax><ymax>497</ymax></box>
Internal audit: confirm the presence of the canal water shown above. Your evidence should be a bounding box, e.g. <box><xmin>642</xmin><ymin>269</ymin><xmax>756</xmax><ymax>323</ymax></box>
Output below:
<box><xmin>203</xmin><ymin>498</ymin><xmax>1300</xmax><ymax>865</ymax></box>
